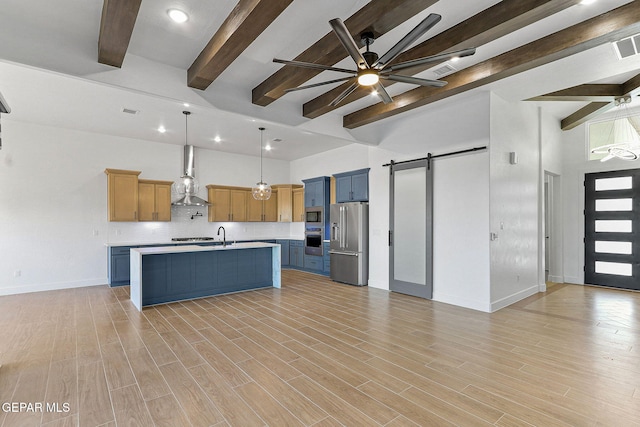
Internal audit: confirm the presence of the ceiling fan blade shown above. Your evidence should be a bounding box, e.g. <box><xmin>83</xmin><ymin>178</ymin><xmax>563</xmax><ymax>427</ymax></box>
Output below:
<box><xmin>382</xmin><ymin>47</ymin><xmax>476</xmax><ymax>73</ymax></box>
<box><xmin>273</xmin><ymin>58</ymin><xmax>355</xmax><ymax>74</ymax></box>
<box><xmin>374</xmin><ymin>82</ymin><xmax>393</xmax><ymax>104</ymax></box>
<box><xmin>329</xmin><ymin>18</ymin><xmax>368</xmax><ymax>69</ymax></box>
<box><xmin>284</xmin><ymin>77</ymin><xmax>355</xmax><ymax>93</ymax></box>
<box><xmin>382</xmin><ymin>74</ymin><xmax>447</xmax><ymax>87</ymax></box>
<box><xmin>375</xmin><ymin>13</ymin><xmax>441</xmax><ymax>69</ymax></box>
<box><xmin>329</xmin><ymin>80</ymin><xmax>359</xmax><ymax>107</ymax></box>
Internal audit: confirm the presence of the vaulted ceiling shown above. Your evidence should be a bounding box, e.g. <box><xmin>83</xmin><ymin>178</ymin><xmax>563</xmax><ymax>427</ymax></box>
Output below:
<box><xmin>1</xmin><ymin>0</ymin><xmax>640</xmax><ymax>160</ymax></box>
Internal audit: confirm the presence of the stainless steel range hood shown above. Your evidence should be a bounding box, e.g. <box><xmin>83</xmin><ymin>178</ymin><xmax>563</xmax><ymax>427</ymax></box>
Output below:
<box><xmin>172</xmin><ymin>144</ymin><xmax>210</xmax><ymax>207</ymax></box>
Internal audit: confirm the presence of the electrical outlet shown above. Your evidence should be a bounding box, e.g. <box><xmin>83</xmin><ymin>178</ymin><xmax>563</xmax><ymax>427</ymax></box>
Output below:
<box><xmin>93</xmin><ymin>229</ymin><xmax>99</xmax><ymax>236</ymax></box>
<box><xmin>115</xmin><ymin>229</ymin><xmax>121</xmax><ymax>236</ymax></box>
<box><xmin>14</xmin><ymin>270</ymin><xmax>21</xmax><ymax>277</ymax></box>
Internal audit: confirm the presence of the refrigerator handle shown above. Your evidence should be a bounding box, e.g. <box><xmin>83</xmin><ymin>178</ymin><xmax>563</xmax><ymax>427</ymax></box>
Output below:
<box><xmin>389</xmin><ymin>230</ymin><xmax>392</xmax><ymax>246</ymax></box>
<box><xmin>339</xmin><ymin>205</ymin><xmax>344</xmax><ymax>248</ymax></box>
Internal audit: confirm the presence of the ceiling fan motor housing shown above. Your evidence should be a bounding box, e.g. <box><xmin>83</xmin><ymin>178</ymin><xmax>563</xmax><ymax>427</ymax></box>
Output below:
<box><xmin>363</xmin><ymin>51</ymin><xmax>379</xmax><ymax>68</ymax></box>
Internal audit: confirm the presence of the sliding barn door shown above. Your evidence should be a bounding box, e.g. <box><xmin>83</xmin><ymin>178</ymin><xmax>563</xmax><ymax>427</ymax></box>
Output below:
<box><xmin>389</xmin><ymin>159</ymin><xmax>433</xmax><ymax>298</ymax></box>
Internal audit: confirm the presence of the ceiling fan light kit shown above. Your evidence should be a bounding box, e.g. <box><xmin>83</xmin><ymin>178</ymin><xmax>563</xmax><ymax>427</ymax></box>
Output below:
<box><xmin>274</xmin><ymin>13</ymin><xmax>476</xmax><ymax>107</ymax></box>
<box><xmin>357</xmin><ymin>69</ymin><xmax>379</xmax><ymax>86</ymax></box>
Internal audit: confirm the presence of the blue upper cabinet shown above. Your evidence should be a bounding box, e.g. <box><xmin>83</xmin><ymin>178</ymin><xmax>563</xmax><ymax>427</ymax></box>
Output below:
<box><xmin>302</xmin><ymin>176</ymin><xmax>330</xmax><ymax>207</ymax></box>
<box><xmin>334</xmin><ymin>168</ymin><xmax>370</xmax><ymax>203</ymax></box>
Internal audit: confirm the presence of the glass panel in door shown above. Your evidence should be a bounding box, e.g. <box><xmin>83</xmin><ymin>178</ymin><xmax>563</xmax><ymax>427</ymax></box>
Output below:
<box><xmin>389</xmin><ymin>160</ymin><xmax>433</xmax><ymax>298</ymax></box>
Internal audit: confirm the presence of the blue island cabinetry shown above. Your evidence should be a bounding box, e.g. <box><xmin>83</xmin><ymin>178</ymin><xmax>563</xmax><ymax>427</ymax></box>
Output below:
<box><xmin>130</xmin><ymin>243</ymin><xmax>280</xmax><ymax>310</ymax></box>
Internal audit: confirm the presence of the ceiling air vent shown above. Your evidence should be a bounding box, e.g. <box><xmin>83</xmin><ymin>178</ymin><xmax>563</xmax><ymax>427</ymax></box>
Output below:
<box><xmin>613</xmin><ymin>34</ymin><xmax>640</xmax><ymax>59</ymax></box>
<box><xmin>432</xmin><ymin>63</ymin><xmax>457</xmax><ymax>78</ymax></box>
<box><xmin>121</xmin><ymin>107</ymin><xmax>139</xmax><ymax>115</ymax></box>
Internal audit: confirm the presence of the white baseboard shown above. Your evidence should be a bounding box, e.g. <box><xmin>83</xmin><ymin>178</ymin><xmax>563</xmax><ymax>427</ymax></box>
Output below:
<box><xmin>0</xmin><ymin>278</ymin><xmax>107</xmax><ymax>296</ymax></box>
<box><xmin>490</xmin><ymin>284</ymin><xmax>539</xmax><ymax>312</ymax></box>
<box><xmin>432</xmin><ymin>293</ymin><xmax>491</xmax><ymax>313</ymax></box>
<box><xmin>547</xmin><ymin>275</ymin><xmax>563</xmax><ymax>283</ymax></box>
<box><xmin>538</xmin><ymin>282</ymin><xmax>547</xmax><ymax>292</ymax></box>
<box><xmin>563</xmin><ymin>276</ymin><xmax>583</xmax><ymax>285</ymax></box>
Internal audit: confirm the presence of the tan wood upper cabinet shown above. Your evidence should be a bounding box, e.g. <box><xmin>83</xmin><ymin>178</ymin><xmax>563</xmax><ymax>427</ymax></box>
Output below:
<box><xmin>247</xmin><ymin>189</ymin><xmax>278</xmax><ymax>222</ymax></box>
<box><xmin>138</xmin><ymin>179</ymin><xmax>173</xmax><ymax>222</ymax></box>
<box><xmin>207</xmin><ymin>183</ymin><xmax>302</xmax><ymax>222</ymax></box>
<box><xmin>207</xmin><ymin>185</ymin><xmax>248</xmax><ymax>222</ymax></box>
<box><xmin>264</xmin><ymin>191</ymin><xmax>278</xmax><ymax>221</ymax></box>
<box><xmin>292</xmin><ymin>187</ymin><xmax>304</xmax><ymax>222</ymax></box>
<box><xmin>330</xmin><ymin>176</ymin><xmax>336</xmax><ymax>205</ymax></box>
<box><xmin>273</xmin><ymin>184</ymin><xmax>303</xmax><ymax>222</ymax></box>
<box><xmin>105</xmin><ymin>169</ymin><xmax>141</xmax><ymax>221</ymax></box>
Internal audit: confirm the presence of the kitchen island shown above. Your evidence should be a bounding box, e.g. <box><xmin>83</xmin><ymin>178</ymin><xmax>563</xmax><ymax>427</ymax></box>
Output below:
<box><xmin>130</xmin><ymin>242</ymin><xmax>281</xmax><ymax>311</ymax></box>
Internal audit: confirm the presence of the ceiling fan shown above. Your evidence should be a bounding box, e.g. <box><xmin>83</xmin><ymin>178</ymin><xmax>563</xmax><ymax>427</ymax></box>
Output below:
<box><xmin>274</xmin><ymin>13</ymin><xmax>476</xmax><ymax>107</ymax></box>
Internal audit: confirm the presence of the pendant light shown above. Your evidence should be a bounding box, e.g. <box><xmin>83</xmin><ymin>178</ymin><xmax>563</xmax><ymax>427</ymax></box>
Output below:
<box><xmin>590</xmin><ymin>96</ymin><xmax>640</xmax><ymax>162</ymax></box>
<box><xmin>252</xmin><ymin>127</ymin><xmax>272</xmax><ymax>200</ymax></box>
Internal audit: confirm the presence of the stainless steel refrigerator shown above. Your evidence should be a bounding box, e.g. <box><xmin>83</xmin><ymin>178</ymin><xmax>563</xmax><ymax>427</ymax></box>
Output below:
<box><xmin>329</xmin><ymin>202</ymin><xmax>368</xmax><ymax>286</ymax></box>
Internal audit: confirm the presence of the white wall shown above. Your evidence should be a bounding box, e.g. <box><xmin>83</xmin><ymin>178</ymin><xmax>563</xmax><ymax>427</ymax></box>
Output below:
<box><xmin>432</xmin><ymin>151</ymin><xmax>491</xmax><ymax>311</ymax></box>
<box><xmin>540</xmin><ymin>109</ymin><xmax>564</xmax><ymax>284</ymax></box>
<box><xmin>489</xmin><ymin>94</ymin><xmax>540</xmax><ymax>311</ymax></box>
<box><xmin>0</xmin><ymin>119</ymin><xmax>291</xmax><ymax>295</ymax></box>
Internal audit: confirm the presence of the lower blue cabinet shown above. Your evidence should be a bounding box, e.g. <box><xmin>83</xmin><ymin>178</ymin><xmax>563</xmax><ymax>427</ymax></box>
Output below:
<box><xmin>277</xmin><ymin>240</ymin><xmax>290</xmax><ymax>266</ymax></box>
<box><xmin>290</xmin><ymin>240</ymin><xmax>304</xmax><ymax>268</ymax></box>
<box><xmin>109</xmin><ymin>246</ymin><xmax>134</xmax><ymax>286</ymax></box>
<box><xmin>304</xmin><ymin>255</ymin><xmax>323</xmax><ymax>271</ymax></box>
<box><xmin>323</xmin><ymin>242</ymin><xmax>330</xmax><ymax>273</ymax></box>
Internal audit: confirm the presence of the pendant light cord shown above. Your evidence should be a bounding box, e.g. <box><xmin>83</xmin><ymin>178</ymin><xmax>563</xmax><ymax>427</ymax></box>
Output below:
<box><xmin>183</xmin><ymin>110</ymin><xmax>191</xmax><ymax>147</ymax></box>
<box><xmin>259</xmin><ymin>127</ymin><xmax>265</xmax><ymax>182</ymax></box>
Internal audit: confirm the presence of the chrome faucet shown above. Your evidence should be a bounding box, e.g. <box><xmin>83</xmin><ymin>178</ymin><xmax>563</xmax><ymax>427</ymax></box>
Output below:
<box><xmin>217</xmin><ymin>226</ymin><xmax>226</xmax><ymax>247</ymax></box>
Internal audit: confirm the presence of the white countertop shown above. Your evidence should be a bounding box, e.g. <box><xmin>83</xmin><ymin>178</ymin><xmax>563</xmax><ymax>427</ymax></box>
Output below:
<box><xmin>107</xmin><ymin>237</ymin><xmax>303</xmax><ymax>247</ymax></box>
<box><xmin>131</xmin><ymin>241</ymin><xmax>279</xmax><ymax>255</ymax></box>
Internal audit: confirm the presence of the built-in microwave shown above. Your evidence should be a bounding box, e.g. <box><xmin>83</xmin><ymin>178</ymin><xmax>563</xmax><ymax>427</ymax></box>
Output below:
<box><xmin>305</xmin><ymin>207</ymin><xmax>323</xmax><ymax>224</ymax></box>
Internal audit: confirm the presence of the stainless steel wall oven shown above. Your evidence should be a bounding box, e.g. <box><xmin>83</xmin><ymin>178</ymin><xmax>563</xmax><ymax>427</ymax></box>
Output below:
<box><xmin>304</xmin><ymin>226</ymin><xmax>323</xmax><ymax>256</ymax></box>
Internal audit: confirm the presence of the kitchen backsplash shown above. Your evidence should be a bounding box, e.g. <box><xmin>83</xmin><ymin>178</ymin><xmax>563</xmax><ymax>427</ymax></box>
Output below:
<box><xmin>106</xmin><ymin>206</ymin><xmax>299</xmax><ymax>244</ymax></box>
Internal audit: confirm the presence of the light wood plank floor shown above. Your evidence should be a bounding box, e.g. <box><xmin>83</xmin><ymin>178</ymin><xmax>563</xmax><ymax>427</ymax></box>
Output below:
<box><xmin>1</xmin><ymin>270</ymin><xmax>639</xmax><ymax>426</ymax></box>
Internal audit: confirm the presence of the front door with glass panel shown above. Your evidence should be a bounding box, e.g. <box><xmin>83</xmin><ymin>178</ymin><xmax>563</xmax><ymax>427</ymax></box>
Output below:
<box><xmin>584</xmin><ymin>169</ymin><xmax>640</xmax><ymax>290</ymax></box>
<box><xmin>389</xmin><ymin>160</ymin><xmax>433</xmax><ymax>298</ymax></box>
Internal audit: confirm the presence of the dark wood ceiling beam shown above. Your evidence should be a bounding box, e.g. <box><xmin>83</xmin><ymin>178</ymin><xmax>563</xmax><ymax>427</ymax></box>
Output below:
<box><xmin>561</xmin><ymin>102</ymin><xmax>614</xmax><ymax>130</ymax></box>
<box><xmin>558</xmin><ymin>72</ymin><xmax>640</xmax><ymax>129</ymax></box>
<box><xmin>527</xmin><ymin>84</ymin><xmax>624</xmax><ymax>101</ymax></box>
<box><xmin>188</xmin><ymin>0</ymin><xmax>294</xmax><ymax>90</ymax></box>
<box><xmin>98</xmin><ymin>0</ymin><xmax>142</xmax><ymax>67</ymax></box>
<box><xmin>621</xmin><ymin>72</ymin><xmax>640</xmax><ymax>95</ymax></box>
<box><xmin>304</xmin><ymin>0</ymin><xmax>581</xmax><ymax>119</ymax></box>
<box><xmin>343</xmin><ymin>1</ymin><xmax>640</xmax><ymax>129</ymax></box>
<box><xmin>251</xmin><ymin>0</ymin><xmax>439</xmax><ymax>107</ymax></box>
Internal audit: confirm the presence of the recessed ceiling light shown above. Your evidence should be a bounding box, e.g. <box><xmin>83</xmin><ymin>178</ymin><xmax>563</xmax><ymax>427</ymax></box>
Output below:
<box><xmin>213</xmin><ymin>136</ymin><xmax>221</xmax><ymax>143</ymax></box>
<box><xmin>157</xmin><ymin>126</ymin><xmax>166</xmax><ymax>133</ymax></box>
<box><xmin>183</xmin><ymin>102</ymin><xmax>190</xmax><ymax>107</ymax></box>
<box><xmin>167</xmin><ymin>9</ymin><xmax>189</xmax><ymax>23</ymax></box>
<box><xmin>579</xmin><ymin>0</ymin><xmax>596</xmax><ymax>4</ymax></box>
<box><xmin>265</xmin><ymin>144</ymin><xmax>272</xmax><ymax>151</ymax></box>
